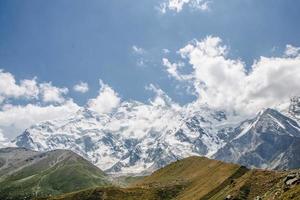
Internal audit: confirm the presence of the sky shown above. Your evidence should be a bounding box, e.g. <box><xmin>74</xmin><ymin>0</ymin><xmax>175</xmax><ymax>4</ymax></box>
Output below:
<box><xmin>0</xmin><ymin>0</ymin><xmax>300</xmax><ymax>140</ymax></box>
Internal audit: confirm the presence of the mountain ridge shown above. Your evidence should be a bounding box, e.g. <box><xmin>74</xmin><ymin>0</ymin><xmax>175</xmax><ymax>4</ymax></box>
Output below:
<box><xmin>214</xmin><ymin>108</ymin><xmax>300</xmax><ymax>170</ymax></box>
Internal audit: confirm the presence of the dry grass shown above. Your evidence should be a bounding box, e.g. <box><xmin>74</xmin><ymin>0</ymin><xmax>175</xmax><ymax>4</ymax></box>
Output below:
<box><xmin>42</xmin><ymin>156</ymin><xmax>300</xmax><ymax>200</ymax></box>
<box><xmin>132</xmin><ymin>156</ymin><xmax>247</xmax><ymax>200</ymax></box>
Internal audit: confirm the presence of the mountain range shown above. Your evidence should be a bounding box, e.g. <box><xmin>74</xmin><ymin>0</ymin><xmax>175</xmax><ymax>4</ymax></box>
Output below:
<box><xmin>10</xmin><ymin>96</ymin><xmax>300</xmax><ymax>175</ymax></box>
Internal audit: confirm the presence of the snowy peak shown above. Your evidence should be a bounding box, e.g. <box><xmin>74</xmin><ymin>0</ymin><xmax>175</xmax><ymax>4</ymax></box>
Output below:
<box><xmin>75</xmin><ymin>107</ymin><xmax>101</xmax><ymax>119</ymax></box>
<box><xmin>253</xmin><ymin>108</ymin><xmax>300</xmax><ymax>137</ymax></box>
<box><xmin>234</xmin><ymin>108</ymin><xmax>300</xmax><ymax>140</ymax></box>
<box><xmin>13</xmin><ymin>102</ymin><xmax>233</xmax><ymax>175</ymax></box>
<box><xmin>213</xmin><ymin>107</ymin><xmax>300</xmax><ymax>169</ymax></box>
<box><xmin>12</xmin><ymin>98</ymin><xmax>300</xmax><ymax>174</ymax></box>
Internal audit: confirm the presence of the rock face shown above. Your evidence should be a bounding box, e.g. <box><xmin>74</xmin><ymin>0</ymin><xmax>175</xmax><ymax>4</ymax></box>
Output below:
<box><xmin>12</xmin><ymin>97</ymin><xmax>300</xmax><ymax>174</ymax></box>
<box><xmin>284</xmin><ymin>172</ymin><xmax>300</xmax><ymax>187</ymax></box>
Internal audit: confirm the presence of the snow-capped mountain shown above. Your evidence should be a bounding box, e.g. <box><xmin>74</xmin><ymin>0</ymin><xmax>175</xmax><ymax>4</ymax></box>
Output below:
<box><xmin>12</xmin><ymin>99</ymin><xmax>236</xmax><ymax>175</ymax></box>
<box><xmin>12</xmin><ymin>96</ymin><xmax>300</xmax><ymax>174</ymax></box>
<box><xmin>213</xmin><ymin>108</ymin><xmax>300</xmax><ymax>169</ymax></box>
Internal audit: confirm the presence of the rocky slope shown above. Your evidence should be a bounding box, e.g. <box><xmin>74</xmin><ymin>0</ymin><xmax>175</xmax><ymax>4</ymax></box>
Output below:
<box><xmin>0</xmin><ymin>147</ymin><xmax>111</xmax><ymax>200</ymax></box>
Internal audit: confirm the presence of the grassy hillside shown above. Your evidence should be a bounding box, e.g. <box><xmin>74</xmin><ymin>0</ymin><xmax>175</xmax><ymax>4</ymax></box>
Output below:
<box><xmin>207</xmin><ymin>169</ymin><xmax>285</xmax><ymax>199</ymax></box>
<box><xmin>133</xmin><ymin>156</ymin><xmax>300</xmax><ymax>200</ymax></box>
<box><xmin>2</xmin><ymin>150</ymin><xmax>300</xmax><ymax>200</ymax></box>
<box><xmin>132</xmin><ymin>156</ymin><xmax>249</xmax><ymax>200</ymax></box>
<box><xmin>0</xmin><ymin>148</ymin><xmax>111</xmax><ymax>200</ymax></box>
<box><xmin>41</xmin><ymin>185</ymin><xmax>185</xmax><ymax>200</ymax></box>
<box><xmin>46</xmin><ymin>156</ymin><xmax>300</xmax><ymax>200</ymax></box>
<box><xmin>44</xmin><ymin>156</ymin><xmax>249</xmax><ymax>200</ymax></box>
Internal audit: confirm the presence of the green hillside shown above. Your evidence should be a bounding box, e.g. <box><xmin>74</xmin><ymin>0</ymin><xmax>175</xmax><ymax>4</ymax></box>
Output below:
<box><xmin>2</xmin><ymin>149</ymin><xmax>300</xmax><ymax>200</ymax></box>
<box><xmin>0</xmin><ymin>148</ymin><xmax>111</xmax><ymax>200</ymax></box>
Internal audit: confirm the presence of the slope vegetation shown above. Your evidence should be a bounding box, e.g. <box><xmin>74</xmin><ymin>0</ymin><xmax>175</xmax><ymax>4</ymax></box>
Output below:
<box><xmin>132</xmin><ymin>156</ymin><xmax>249</xmax><ymax>200</ymax></box>
<box><xmin>47</xmin><ymin>156</ymin><xmax>300</xmax><ymax>200</ymax></box>
<box><xmin>0</xmin><ymin>147</ymin><xmax>111</xmax><ymax>200</ymax></box>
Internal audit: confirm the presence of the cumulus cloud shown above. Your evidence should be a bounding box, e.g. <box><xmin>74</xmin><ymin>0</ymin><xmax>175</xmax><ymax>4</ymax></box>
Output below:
<box><xmin>73</xmin><ymin>81</ymin><xmax>89</xmax><ymax>93</ymax></box>
<box><xmin>0</xmin><ymin>70</ymin><xmax>72</xmax><ymax>105</ymax></box>
<box><xmin>0</xmin><ymin>70</ymin><xmax>82</xmax><ymax>139</ymax></box>
<box><xmin>163</xmin><ymin>36</ymin><xmax>300</xmax><ymax>115</ymax></box>
<box><xmin>0</xmin><ymin>70</ymin><xmax>39</xmax><ymax>103</ymax></box>
<box><xmin>159</xmin><ymin>0</ymin><xmax>210</xmax><ymax>13</ymax></box>
<box><xmin>87</xmin><ymin>80</ymin><xmax>121</xmax><ymax>114</ymax></box>
<box><xmin>285</xmin><ymin>44</ymin><xmax>300</xmax><ymax>57</ymax></box>
<box><xmin>40</xmin><ymin>82</ymin><xmax>69</xmax><ymax>103</ymax></box>
<box><xmin>0</xmin><ymin>100</ymin><xmax>79</xmax><ymax>139</ymax></box>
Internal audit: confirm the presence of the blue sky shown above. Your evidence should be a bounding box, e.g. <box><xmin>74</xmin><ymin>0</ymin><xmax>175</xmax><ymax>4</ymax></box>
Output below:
<box><xmin>1</xmin><ymin>0</ymin><xmax>300</xmax><ymax>139</ymax></box>
<box><xmin>1</xmin><ymin>0</ymin><xmax>300</xmax><ymax>105</ymax></box>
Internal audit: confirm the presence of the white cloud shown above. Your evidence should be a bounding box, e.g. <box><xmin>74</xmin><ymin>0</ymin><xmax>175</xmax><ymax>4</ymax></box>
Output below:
<box><xmin>158</xmin><ymin>3</ymin><xmax>168</xmax><ymax>13</ymax></box>
<box><xmin>105</xmin><ymin>85</ymin><xmax>182</xmax><ymax>139</ymax></box>
<box><xmin>191</xmin><ymin>0</ymin><xmax>210</xmax><ymax>11</ymax></box>
<box><xmin>0</xmin><ymin>70</ymin><xmax>81</xmax><ymax>139</ymax></box>
<box><xmin>0</xmin><ymin>70</ymin><xmax>39</xmax><ymax>102</ymax></box>
<box><xmin>162</xmin><ymin>58</ymin><xmax>186</xmax><ymax>80</ymax></box>
<box><xmin>285</xmin><ymin>44</ymin><xmax>300</xmax><ymax>57</ymax></box>
<box><xmin>40</xmin><ymin>82</ymin><xmax>69</xmax><ymax>103</ymax></box>
<box><xmin>0</xmin><ymin>70</ymin><xmax>73</xmax><ymax>105</ymax></box>
<box><xmin>162</xmin><ymin>49</ymin><xmax>170</xmax><ymax>54</ymax></box>
<box><xmin>0</xmin><ymin>100</ymin><xmax>79</xmax><ymax>139</ymax></box>
<box><xmin>132</xmin><ymin>45</ymin><xmax>146</xmax><ymax>55</ymax></box>
<box><xmin>132</xmin><ymin>46</ymin><xmax>148</xmax><ymax>67</ymax></box>
<box><xmin>73</xmin><ymin>82</ymin><xmax>89</xmax><ymax>93</ymax></box>
<box><xmin>87</xmin><ymin>80</ymin><xmax>121</xmax><ymax>114</ymax></box>
<box><xmin>163</xmin><ymin>36</ymin><xmax>300</xmax><ymax>115</ymax></box>
<box><xmin>0</xmin><ymin>129</ymin><xmax>11</xmax><ymax>148</ymax></box>
<box><xmin>159</xmin><ymin>0</ymin><xmax>210</xmax><ymax>13</ymax></box>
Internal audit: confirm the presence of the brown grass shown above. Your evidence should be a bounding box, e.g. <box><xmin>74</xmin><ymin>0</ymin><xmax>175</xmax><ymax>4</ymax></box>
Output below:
<box><xmin>42</xmin><ymin>156</ymin><xmax>300</xmax><ymax>200</ymax></box>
